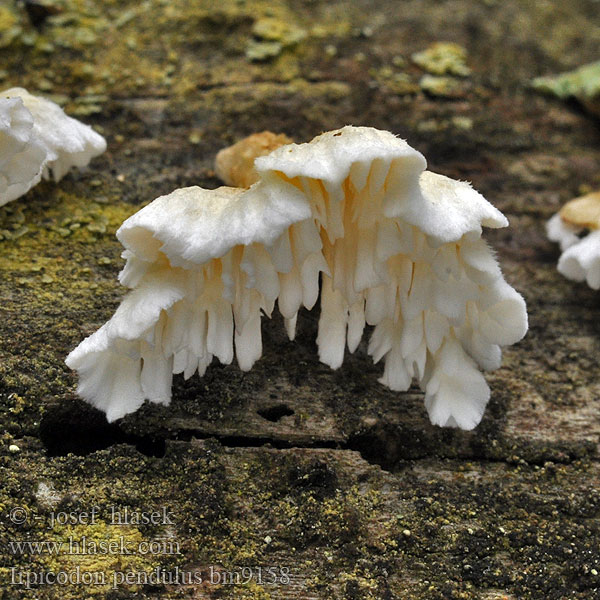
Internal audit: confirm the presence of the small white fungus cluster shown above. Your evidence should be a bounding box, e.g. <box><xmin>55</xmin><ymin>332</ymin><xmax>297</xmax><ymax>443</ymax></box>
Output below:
<box><xmin>0</xmin><ymin>87</ymin><xmax>106</xmax><ymax>206</ymax></box>
<box><xmin>547</xmin><ymin>196</ymin><xmax>600</xmax><ymax>290</ymax></box>
<box><xmin>67</xmin><ymin>126</ymin><xmax>528</xmax><ymax>429</ymax></box>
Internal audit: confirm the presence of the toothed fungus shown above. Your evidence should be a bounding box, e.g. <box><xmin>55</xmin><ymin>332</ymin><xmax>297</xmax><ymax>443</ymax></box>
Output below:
<box><xmin>67</xmin><ymin>126</ymin><xmax>527</xmax><ymax>429</ymax></box>
<box><xmin>0</xmin><ymin>87</ymin><xmax>106</xmax><ymax>206</ymax></box>
<box><xmin>547</xmin><ymin>191</ymin><xmax>600</xmax><ymax>289</ymax></box>
<box><xmin>0</xmin><ymin>95</ymin><xmax>46</xmax><ymax>205</ymax></box>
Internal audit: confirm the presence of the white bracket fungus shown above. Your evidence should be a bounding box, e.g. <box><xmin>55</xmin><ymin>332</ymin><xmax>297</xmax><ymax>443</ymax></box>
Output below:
<box><xmin>547</xmin><ymin>191</ymin><xmax>600</xmax><ymax>290</ymax></box>
<box><xmin>0</xmin><ymin>87</ymin><xmax>106</xmax><ymax>206</ymax></box>
<box><xmin>67</xmin><ymin>126</ymin><xmax>528</xmax><ymax>429</ymax></box>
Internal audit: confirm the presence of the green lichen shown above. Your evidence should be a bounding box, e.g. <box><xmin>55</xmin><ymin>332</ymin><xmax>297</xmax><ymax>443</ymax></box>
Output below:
<box><xmin>0</xmin><ymin>5</ymin><xmax>23</xmax><ymax>49</ymax></box>
<box><xmin>246</xmin><ymin>17</ymin><xmax>307</xmax><ymax>62</ymax></box>
<box><xmin>419</xmin><ymin>74</ymin><xmax>465</xmax><ymax>98</ymax></box>
<box><xmin>252</xmin><ymin>17</ymin><xmax>306</xmax><ymax>45</ymax></box>
<box><xmin>532</xmin><ymin>61</ymin><xmax>600</xmax><ymax>117</ymax></box>
<box><xmin>412</xmin><ymin>42</ymin><xmax>471</xmax><ymax>77</ymax></box>
<box><xmin>0</xmin><ymin>189</ymin><xmax>132</xmax><ymax>246</ymax></box>
<box><xmin>246</xmin><ymin>39</ymin><xmax>284</xmax><ymax>61</ymax></box>
<box><xmin>370</xmin><ymin>66</ymin><xmax>419</xmax><ymax>96</ymax></box>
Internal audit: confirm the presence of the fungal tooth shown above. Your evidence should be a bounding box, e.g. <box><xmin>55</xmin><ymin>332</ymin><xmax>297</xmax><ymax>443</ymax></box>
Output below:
<box><xmin>411</xmin><ymin>228</ymin><xmax>436</xmax><ymax>262</ymax></box>
<box><xmin>557</xmin><ymin>229</ymin><xmax>600</xmax><ymax>290</ymax></box>
<box><xmin>379</xmin><ymin>344</ymin><xmax>412</xmax><ymax>391</ymax></box>
<box><xmin>240</xmin><ymin>245</ymin><xmax>257</xmax><ymax>287</ymax></box>
<box><xmin>432</xmin><ymin>277</ymin><xmax>465</xmax><ymax>322</ymax></box>
<box><xmin>396</xmin><ymin>220</ymin><xmax>416</xmax><ymax>255</ymax></box>
<box><xmin>324</xmin><ymin>180</ymin><xmax>344</xmax><ymax>205</ymax></box>
<box><xmin>479</xmin><ymin>298</ymin><xmax>528</xmax><ymax>346</ymax></box>
<box><xmin>423</xmin><ymin>339</ymin><xmax>490</xmax><ymax>431</ymax></box>
<box><xmin>284</xmin><ymin>313</ymin><xmax>298</xmax><ymax>341</ymax></box>
<box><xmin>347</xmin><ymin>299</ymin><xmax>366</xmax><ymax>353</ymax></box>
<box><xmin>324</xmin><ymin>186</ymin><xmax>345</xmax><ymax>241</ymax></box>
<box><xmin>244</xmin><ymin>244</ymin><xmax>280</xmax><ymax>304</ymax></box>
<box><xmin>424</xmin><ymin>310</ymin><xmax>448</xmax><ymax>354</ymax></box>
<box><xmin>349</xmin><ymin>161</ymin><xmax>369</xmax><ymax>193</ymax></box>
<box><xmin>189</xmin><ymin>306</ymin><xmax>207</xmax><ymax>359</ymax></box>
<box><xmin>365</xmin><ymin>285</ymin><xmax>388</xmax><ymax>325</ymax></box>
<box><xmin>432</xmin><ymin>244</ymin><xmax>461</xmax><ymax>282</ymax></box>
<box><xmin>162</xmin><ymin>301</ymin><xmax>189</xmax><ymax>356</ymax></box>
<box><xmin>220</xmin><ymin>254</ymin><xmax>235</xmax><ymax>303</ymax></box>
<box><xmin>476</xmin><ymin>278</ymin><xmax>528</xmax><ymax>345</ymax></box>
<box><xmin>140</xmin><ymin>343</ymin><xmax>173</xmax><ymax>406</ymax></box>
<box><xmin>306</xmin><ymin>178</ymin><xmax>327</xmax><ymax>226</ymax></box>
<box><xmin>269</xmin><ymin>230</ymin><xmax>294</xmax><ymax>273</ymax></box>
<box><xmin>206</xmin><ymin>301</ymin><xmax>234</xmax><ymax>364</ymax></box>
<box><xmin>119</xmin><ymin>253</ymin><xmax>151</xmax><ymax>288</ymax></box>
<box><xmin>233</xmin><ymin>286</ymin><xmax>252</xmax><ymax>333</ymax></box>
<box><xmin>301</xmin><ymin>253</ymin><xmax>327</xmax><ymax>310</ymax></box>
<box><xmin>80</xmin><ymin>351</ymin><xmax>145</xmax><ymax>423</ymax></box>
<box><xmin>375</xmin><ymin>221</ymin><xmax>402</xmax><ymax>262</ymax></box>
<box><xmin>367</xmin><ymin>318</ymin><xmax>394</xmax><ymax>364</ymax></box>
<box><xmin>331</xmin><ymin>238</ymin><xmax>350</xmax><ymax>298</ymax></box>
<box><xmin>412</xmin><ymin>339</ymin><xmax>427</xmax><ymax>380</ymax></box>
<box><xmin>183</xmin><ymin>351</ymin><xmax>199</xmax><ymax>379</ymax></box>
<box><xmin>278</xmin><ymin>265</ymin><xmax>303</xmax><ymax>319</ymax></box>
<box><xmin>392</xmin><ymin>256</ymin><xmax>413</xmax><ymax>301</ymax></box>
<box><xmin>235</xmin><ymin>306</ymin><xmax>262</xmax><ymax>371</ymax></box>
<box><xmin>405</xmin><ymin>263</ymin><xmax>433</xmax><ymax>320</ymax></box>
<box><xmin>317</xmin><ymin>276</ymin><xmax>347</xmax><ymax>369</ymax></box>
<box><xmin>400</xmin><ymin>313</ymin><xmax>424</xmax><ymax>358</ymax></box>
<box><xmin>196</xmin><ymin>352</ymin><xmax>213</xmax><ymax>378</ymax></box>
<box><xmin>460</xmin><ymin>239</ymin><xmax>501</xmax><ymax>282</ymax></box>
<box><xmin>461</xmin><ymin>329</ymin><xmax>501</xmax><ymax>371</ymax></box>
<box><xmin>368</xmin><ymin>157</ymin><xmax>391</xmax><ymax>198</ymax></box>
<box><xmin>172</xmin><ymin>349</ymin><xmax>187</xmax><ymax>375</ymax></box>
<box><xmin>354</xmin><ymin>226</ymin><xmax>384</xmax><ymax>292</ymax></box>
<box><xmin>292</xmin><ymin>218</ymin><xmax>322</xmax><ymax>258</ymax></box>
<box><xmin>546</xmin><ymin>212</ymin><xmax>580</xmax><ymax>251</ymax></box>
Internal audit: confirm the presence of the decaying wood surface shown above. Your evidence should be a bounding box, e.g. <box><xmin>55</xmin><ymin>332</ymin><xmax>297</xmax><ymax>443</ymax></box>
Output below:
<box><xmin>1</xmin><ymin>1</ymin><xmax>599</xmax><ymax>598</ymax></box>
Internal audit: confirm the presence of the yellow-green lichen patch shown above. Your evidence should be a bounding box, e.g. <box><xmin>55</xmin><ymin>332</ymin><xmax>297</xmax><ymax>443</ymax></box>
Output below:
<box><xmin>419</xmin><ymin>74</ymin><xmax>466</xmax><ymax>98</ymax></box>
<box><xmin>252</xmin><ymin>17</ymin><xmax>307</xmax><ymax>45</ymax></box>
<box><xmin>246</xmin><ymin>17</ymin><xmax>307</xmax><ymax>62</ymax></box>
<box><xmin>0</xmin><ymin>445</ymin><xmax>191</xmax><ymax>599</ymax></box>
<box><xmin>35</xmin><ymin>522</ymin><xmax>162</xmax><ymax>595</ymax></box>
<box><xmin>370</xmin><ymin>66</ymin><xmax>420</xmax><ymax>96</ymax></box>
<box><xmin>0</xmin><ymin>186</ymin><xmax>134</xmax><ymax>247</ymax></box>
<box><xmin>412</xmin><ymin>42</ymin><xmax>471</xmax><ymax>77</ymax></box>
<box><xmin>532</xmin><ymin>61</ymin><xmax>600</xmax><ymax>117</ymax></box>
<box><xmin>246</xmin><ymin>40</ymin><xmax>285</xmax><ymax>62</ymax></box>
<box><xmin>0</xmin><ymin>184</ymin><xmax>138</xmax><ymax>438</ymax></box>
<box><xmin>0</xmin><ymin>0</ymin><xmax>361</xmax><ymax>100</ymax></box>
<box><xmin>0</xmin><ymin>3</ymin><xmax>23</xmax><ymax>49</ymax></box>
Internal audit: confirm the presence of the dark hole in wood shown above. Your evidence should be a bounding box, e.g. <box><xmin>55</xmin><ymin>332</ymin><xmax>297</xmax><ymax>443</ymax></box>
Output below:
<box><xmin>257</xmin><ymin>404</ymin><xmax>295</xmax><ymax>422</ymax></box>
<box><xmin>40</xmin><ymin>400</ymin><xmax>166</xmax><ymax>458</ymax></box>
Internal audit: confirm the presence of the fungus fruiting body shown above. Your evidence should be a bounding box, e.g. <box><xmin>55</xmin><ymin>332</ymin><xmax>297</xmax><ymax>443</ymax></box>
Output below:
<box><xmin>547</xmin><ymin>191</ymin><xmax>600</xmax><ymax>290</ymax></box>
<box><xmin>0</xmin><ymin>95</ymin><xmax>46</xmax><ymax>204</ymax></box>
<box><xmin>215</xmin><ymin>131</ymin><xmax>293</xmax><ymax>188</ymax></box>
<box><xmin>0</xmin><ymin>87</ymin><xmax>106</xmax><ymax>206</ymax></box>
<box><xmin>67</xmin><ymin>126</ymin><xmax>527</xmax><ymax>429</ymax></box>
